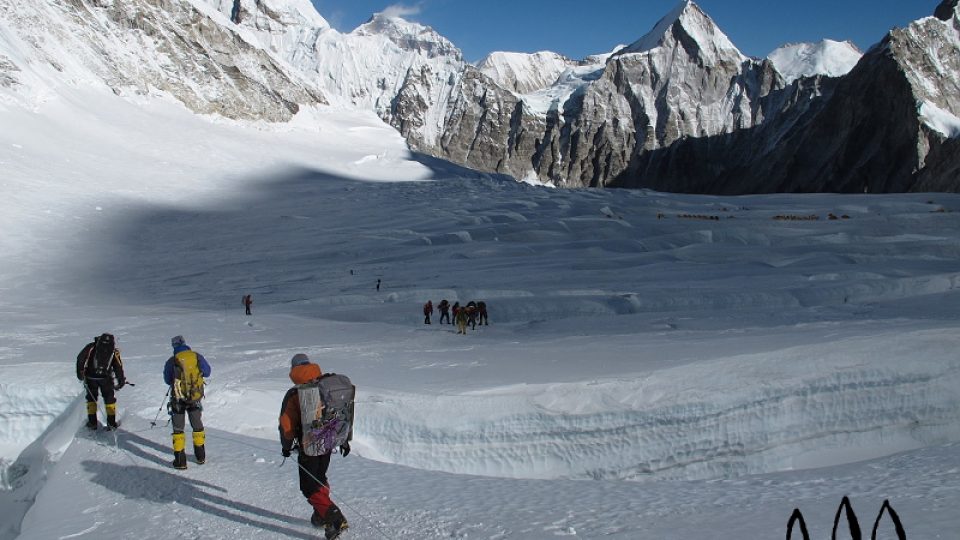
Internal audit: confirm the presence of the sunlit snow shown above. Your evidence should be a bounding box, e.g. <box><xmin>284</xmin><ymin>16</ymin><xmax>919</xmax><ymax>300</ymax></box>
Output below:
<box><xmin>1</xmin><ymin>2</ymin><xmax>960</xmax><ymax>540</ymax></box>
<box><xmin>767</xmin><ymin>40</ymin><xmax>863</xmax><ymax>84</ymax></box>
<box><xmin>921</xmin><ymin>100</ymin><xmax>960</xmax><ymax>138</ymax></box>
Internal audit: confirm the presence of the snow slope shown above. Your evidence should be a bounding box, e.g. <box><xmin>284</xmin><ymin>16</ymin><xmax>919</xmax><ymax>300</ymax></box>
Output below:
<box><xmin>477</xmin><ymin>51</ymin><xmax>575</xmax><ymax>94</ymax></box>
<box><xmin>2</xmin><ymin>27</ymin><xmax>960</xmax><ymax>540</ymax></box>
<box><xmin>768</xmin><ymin>40</ymin><xmax>863</xmax><ymax>84</ymax></box>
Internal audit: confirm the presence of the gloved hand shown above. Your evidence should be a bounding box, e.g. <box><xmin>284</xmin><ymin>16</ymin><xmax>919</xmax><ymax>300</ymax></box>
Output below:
<box><xmin>282</xmin><ymin>447</ymin><xmax>291</xmax><ymax>458</ymax></box>
<box><xmin>340</xmin><ymin>442</ymin><xmax>351</xmax><ymax>457</ymax></box>
<box><xmin>115</xmin><ymin>378</ymin><xmax>126</xmax><ymax>390</ymax></box>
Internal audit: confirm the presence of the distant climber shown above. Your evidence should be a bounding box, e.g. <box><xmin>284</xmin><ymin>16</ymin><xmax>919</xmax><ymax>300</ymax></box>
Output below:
<box><xmin>423</xmin><ymin>300</ymin><xmax>433</xmax><ymax>324</ymax></box>
<box><xmin>465</xmin><ymin>301</ymin><xmax>478</xmax><ymax>330</ymax></box>
<box><xmin>477</xmin><ymin>301</ymin><xmax>488</xmax><ymax>326</ymax></box>
<box><xmin>455</xmin><ymin>305</ymin><xmax>468</xmax><ymax>335</ymax></box>
<box><xmin>242</xmin><ymin>294</ymin><xmax>253</xmax><ymax>315</ymax></box>
<box><xmin>438</xmin><ymin>299</ymin><xmax>450</xmax><ymax>324</ymax></box>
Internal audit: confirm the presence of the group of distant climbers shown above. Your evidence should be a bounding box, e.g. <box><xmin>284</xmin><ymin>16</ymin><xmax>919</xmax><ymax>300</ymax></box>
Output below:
<box><xmin>423</xmin><ymin>299</ymin><xmax>488</xmax><ymax>334</ymax></box>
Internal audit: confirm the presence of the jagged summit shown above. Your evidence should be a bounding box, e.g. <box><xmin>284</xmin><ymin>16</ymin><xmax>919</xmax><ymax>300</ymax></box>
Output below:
<box><xmin>767</xmin><ymin>40</ymin><xmax>863</xmax><ymax>83</ymax></box>
<box><xmin>353</xmin><ymin>12</ymin><xmax>461</xmax><ymax>60</ymax></box>
<box><xmin>616</xmin><ymin>0</ymin><xmax>745</xmax><ymax>63</ymax></box>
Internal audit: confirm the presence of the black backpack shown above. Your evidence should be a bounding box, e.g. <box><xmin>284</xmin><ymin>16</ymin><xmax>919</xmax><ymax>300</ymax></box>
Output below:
<box><xmin>86</xmin><ymin>333</ymin><xmax>115</xmax><ymax>378</ymax></box>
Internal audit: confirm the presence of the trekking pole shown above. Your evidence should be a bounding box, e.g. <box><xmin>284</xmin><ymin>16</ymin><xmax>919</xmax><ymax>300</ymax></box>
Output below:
<box><xmin>150</xmin><ymin>387</ymin><xmax>171</xmax><ymax>428</ymax></box>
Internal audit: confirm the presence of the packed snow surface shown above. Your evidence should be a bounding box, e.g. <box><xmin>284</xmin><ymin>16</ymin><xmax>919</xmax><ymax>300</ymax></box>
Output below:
<box><xmin>1</xmin><ymin>31</ymin><xmax>960</xmax><ymax>540</ymax></box>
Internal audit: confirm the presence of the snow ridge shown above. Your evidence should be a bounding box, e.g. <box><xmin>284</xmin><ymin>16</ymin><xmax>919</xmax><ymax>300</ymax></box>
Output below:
<box><xmin>362</xmin><ymin>335</ymin><xmax>960</xmax><ymax>480</ymax></box>
<box><xmin>767</xmin><ymin>40</ymin><xmax>863</xmax><ymax>84</ymax></box>
<box><xmin>0</xmin><ymin>368</ymin><xmax>83</xmax><ymax>466</ymax></box>
<box><xmin>477</xmin><ymin>51</ymin><xmax>575</xmax><ymax>94</ymax></box>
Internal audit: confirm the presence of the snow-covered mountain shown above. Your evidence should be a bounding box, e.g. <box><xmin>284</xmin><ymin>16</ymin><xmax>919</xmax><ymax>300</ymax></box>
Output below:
<box><xmin>410</xmin><ymin>0</ymin><xmax>785</xmax><ymax>189</ymax></box>
<box><xmin>0</xmin><ymin>0</ymin><xmax>326</xmax><ymax>120</ymax></box>
<box><xmin>706</xmin><ymin>0</ymin><xmax>960</xmax><ymax>194</ymax></box>
<box><xmin>425</xmin><ymin>0</ymin><xmax>960</xmax><ymax>193</ymax></box>
<box><xmin>193</xmin><ymin>0</ymin><xmax>465</xmax><ymax>148</ymax></box>
<box><xmin>1</xmin><ymin>0</ymin><xmax>958</xmax><ymax>194</ymax></box>
<box><xmin>768</xmin><ymin>40</ymin><xmax>863</xmax><ymax>84</ymax></box>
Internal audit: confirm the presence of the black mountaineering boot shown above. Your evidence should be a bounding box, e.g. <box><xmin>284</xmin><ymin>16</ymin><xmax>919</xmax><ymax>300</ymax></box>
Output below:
<box><xmin>106</xmin><ymin>416</ymin><xmax>119</xmax><ymax>430</ymax></box>
<box><xmin>172</xmin><ymin>432</ymin><xmax>187</xmax><ymax>469</ymax></box>
<box><xmin>193</xmin><ymin>431</ymin><xmax>206</xmax><ymax>464</ymax></box>
<box><xmin>324</xmin><ymin>507</ymin><xmax>349</xmax><ymax>539</ymax></box>
<box><xmin>310</xmin><ymin>510</ymin><xmax>324</xmax><ymax>528</ymax></box>
<box><xmin>173</xmin><ymin>450</ymin><xmax>187</xmax><ymax>470</ymax></box>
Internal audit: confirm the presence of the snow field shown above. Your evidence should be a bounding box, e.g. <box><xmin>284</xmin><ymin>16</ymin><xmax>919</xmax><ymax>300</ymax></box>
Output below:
<box><xmin>2</xmin><ymin>60</ymin><xmax>960</xmax><ymax>537</ymax></box>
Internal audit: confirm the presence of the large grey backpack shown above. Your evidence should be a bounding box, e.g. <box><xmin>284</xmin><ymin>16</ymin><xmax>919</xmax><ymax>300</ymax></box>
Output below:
<box><xmin>297</xmin><ymin>373</ymin><xmax>355</xmax><ymax>456</ymax></box>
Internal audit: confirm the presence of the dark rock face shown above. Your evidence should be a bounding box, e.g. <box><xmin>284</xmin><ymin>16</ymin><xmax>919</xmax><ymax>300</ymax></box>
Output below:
<box><xmin>935</xmin><ymin>0</ymin><xmax>959</xmax><ymax>21</ymax></box>
<box><xmin>766</xmin><ymin>44</ymin><xmax>922</xmax><ymax>194</ymax></box>
<box><xmin>601</xmin><ymin>12</ymin><xmax>960</xmax><ymax>194</ymax></box>
<box><xmin>431</xmin><ymin>67</ymin><xmax>543</xmax><ymax>180</ymax></box>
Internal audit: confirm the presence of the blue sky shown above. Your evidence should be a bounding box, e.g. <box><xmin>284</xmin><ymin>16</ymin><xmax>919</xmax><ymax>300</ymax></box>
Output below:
<box><xmin>309</xmin><ymin>0</ymin><xmax>936</xmax><ymax>62</ymax></box>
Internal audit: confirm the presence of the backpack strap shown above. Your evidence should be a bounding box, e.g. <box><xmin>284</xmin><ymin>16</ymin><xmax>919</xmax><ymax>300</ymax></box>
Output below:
<box><xmin>78</xmin><ymin>342</ymin><xmax>95</xmax><ymax>379</ymax></box>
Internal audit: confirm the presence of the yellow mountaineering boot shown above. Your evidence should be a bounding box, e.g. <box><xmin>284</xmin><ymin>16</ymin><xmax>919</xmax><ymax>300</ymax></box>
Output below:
<box><xmin>172</xmin><ymin>432</ymin><xmax>187</xmax><ymax>470</ymax></box>
<box><xmin>193</xmin><ymin>430</ymin><xmax>206</xmax><ymax>465</ymax></box>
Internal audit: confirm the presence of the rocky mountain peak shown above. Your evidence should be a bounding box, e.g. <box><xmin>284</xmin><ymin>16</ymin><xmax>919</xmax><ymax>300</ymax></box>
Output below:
<box><xmin>353</xmin><ymin>13</ymin><xmax>461</xmax><ymax>60</ymax></box>
<box><xmin>616</xmin><ymin>0</ymin><xmax>745</xmax><ymax>64</ymax></box>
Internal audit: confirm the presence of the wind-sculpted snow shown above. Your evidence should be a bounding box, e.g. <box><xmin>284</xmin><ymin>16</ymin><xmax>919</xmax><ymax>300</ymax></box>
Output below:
<box><xmin>73</xmin><ymin>168</ymin><xmax>960</xmax><ymax>330</ymax></box>
<box><xmin>0</xmin><ymin>365</ymin><xmax>80</xmax><ymax>466</ymax></box>
<box><xmin>360</xmin><ymin>332</ymin><xmax>960</xmax><ymax>480</ymax></box>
